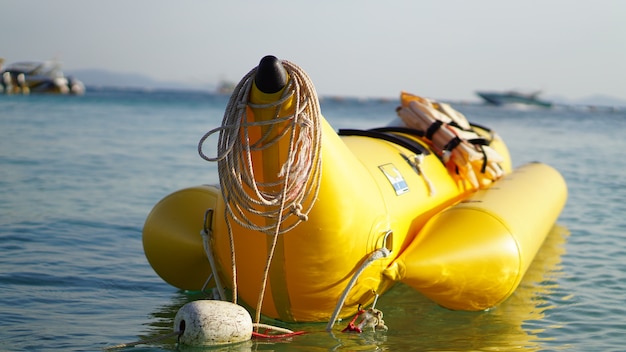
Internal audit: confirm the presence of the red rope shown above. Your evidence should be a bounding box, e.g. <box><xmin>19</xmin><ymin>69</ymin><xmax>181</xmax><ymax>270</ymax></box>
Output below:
<box><xmin>341</xmin><ymin>309</ymin><xmax>366</xmax><ymax>333</ymax></box>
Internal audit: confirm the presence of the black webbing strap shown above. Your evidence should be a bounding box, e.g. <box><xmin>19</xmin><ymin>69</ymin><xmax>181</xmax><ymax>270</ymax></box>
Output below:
<box><xmin>368</xmin><ymin>126</ymin><xmax>424</xmax><ymax>138</ymax></box>
<box><xmin>425</xmin><ymin>120</ymin><xmax>443</xmax><ymax>140</ymax></box>
<box><xmin>467</xmin><ymin>138</ymin><xmax>490</xmax><ymax>146</ymax></box>
<box><xmin>468</xmin><ymin>122</ymin><xmax>494</xmax><ymax>146</ymax></box>
<box><xmin>338</xmin><ymin>128</ymin><xmax>430</xmax><ymax>155</ymax></box>
<box><xmin>443</xmin><ymin>136</ymin><xmax>462</xmax><ymax>152</ymax></box>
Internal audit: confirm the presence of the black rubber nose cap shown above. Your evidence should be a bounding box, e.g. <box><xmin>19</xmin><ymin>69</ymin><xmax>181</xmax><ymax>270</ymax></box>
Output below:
<box><xmin>254</xmin><ymin>55</ymin><xmax>288</xmax><ymax>94</ymax></box>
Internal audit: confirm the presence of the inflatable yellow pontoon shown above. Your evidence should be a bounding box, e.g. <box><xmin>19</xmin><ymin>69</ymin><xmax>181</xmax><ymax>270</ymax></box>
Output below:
<box><xmin>142</xmin><ymin>56</ymin><xmax>567</xmax><ymax>326</ymax></box>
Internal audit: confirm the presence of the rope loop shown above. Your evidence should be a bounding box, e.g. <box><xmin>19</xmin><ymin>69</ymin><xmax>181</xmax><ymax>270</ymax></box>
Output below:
<box><xmin>198</xmin><ymin>59</ymin><xmax>322</xmax><ymax>236</ymax></box>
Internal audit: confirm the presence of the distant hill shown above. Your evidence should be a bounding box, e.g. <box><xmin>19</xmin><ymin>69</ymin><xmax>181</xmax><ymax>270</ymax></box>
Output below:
<box><xmin>66</xmin><ymin>68</ymin><xmax>214</xmax><ymax>91</ymax></box>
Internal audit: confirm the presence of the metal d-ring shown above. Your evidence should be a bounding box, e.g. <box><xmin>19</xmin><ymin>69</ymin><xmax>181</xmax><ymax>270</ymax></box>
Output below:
<box><xmin>382</xmin><ymin>230</ymin><xmax>393</xmax><ymax>254</ymax></box>
<box><xmin>203</xmin><ymin>208</ymin><xmax>214</xmax><ymax>234</ymax></box>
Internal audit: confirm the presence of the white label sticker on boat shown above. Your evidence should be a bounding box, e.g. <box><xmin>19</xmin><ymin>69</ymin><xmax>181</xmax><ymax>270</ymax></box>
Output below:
<box><xmin>379</xmin><ymin>164</ymin><xmax>409</xmax><ymax>195</ymax></box>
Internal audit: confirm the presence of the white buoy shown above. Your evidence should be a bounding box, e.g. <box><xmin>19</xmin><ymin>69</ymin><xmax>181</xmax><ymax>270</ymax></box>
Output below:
<box><xmin>174</xmin><ymin>300</ymin><xmax>253</xmax><ymax>346</ymax></box>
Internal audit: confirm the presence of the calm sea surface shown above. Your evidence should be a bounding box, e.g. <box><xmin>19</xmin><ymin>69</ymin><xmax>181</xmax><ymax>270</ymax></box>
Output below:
<box><xmin>1</xmin><ymin>88</ymin><xmax>625</xmax><ymax>351</ymax></box>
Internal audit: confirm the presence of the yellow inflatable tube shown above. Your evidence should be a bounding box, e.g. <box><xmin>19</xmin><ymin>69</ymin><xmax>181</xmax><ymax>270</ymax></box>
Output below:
<box><xmin>384</xmin><ymin>162</ymin><xmax>567</xmax><ymax>310</ymax></box>
<box><xmin>212</xmin><ymin>114</ymin><xmax>475</xmax><ymax>322</ymax></box>
<box><xmin>143</xmin><ymin>56</ymin><xmax>565</xmax><ymax>324</ymax></box>
<box><xmin>144</xmin><ymin>88</ymin><xmax>504</xmax><ymax>322</ymax></box>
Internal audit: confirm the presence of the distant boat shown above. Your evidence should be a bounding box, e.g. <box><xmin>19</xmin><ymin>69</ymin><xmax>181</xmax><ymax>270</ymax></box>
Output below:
<box><xmin>1</xmin><ymin>60</ymin><xmax>85</xmax><ymax>95</ymax></box>
<box><xmin>476</xmin><ymin>90</ymin><xmax>552</xmax><ymax>108</ymax></box>
<box><xmin>216</xmin><ymin>80</ymin><xmax>235</xmax><ymax>95</ymax></box>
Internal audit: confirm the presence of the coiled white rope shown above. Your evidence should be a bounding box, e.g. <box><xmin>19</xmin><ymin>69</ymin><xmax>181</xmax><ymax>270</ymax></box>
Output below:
<box><xmin>198</xmin><ymin>60</ymin><xmax>322</xmax><ymax>324</ymax></box>
<box><xmin>199</xmin><ymin>60</ymin><xmax>322</xmax><ymax>233</ymax></box>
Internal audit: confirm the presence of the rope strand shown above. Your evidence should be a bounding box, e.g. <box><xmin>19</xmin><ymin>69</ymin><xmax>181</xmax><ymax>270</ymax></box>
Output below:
<box><xmin>198</xmin><ymin>60</ymin><xmax>322</xmax><ymax>321</ymax></box>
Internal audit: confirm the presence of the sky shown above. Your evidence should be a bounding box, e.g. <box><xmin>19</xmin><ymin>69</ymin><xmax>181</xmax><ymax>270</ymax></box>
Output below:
<box><xmin>1</xmin><ymin>0</ymin><xmax>624</xmax><ymax>101</ymax></box>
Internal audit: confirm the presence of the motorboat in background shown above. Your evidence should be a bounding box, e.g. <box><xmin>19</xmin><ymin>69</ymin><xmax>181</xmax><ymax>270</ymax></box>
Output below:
<box><xmin>216</xmin><ymin>79</ymin><xmax>236</xmax><ymax>95</ymax></box>
<box><xmin>476</xmin><ymin>90</ymin><xmax>552</xmax><ymax>108</ymax></box>
<box><xmin>1</xmin><ymin>59</ymin><xmax>85</xmax><ymax>95</ymax></box>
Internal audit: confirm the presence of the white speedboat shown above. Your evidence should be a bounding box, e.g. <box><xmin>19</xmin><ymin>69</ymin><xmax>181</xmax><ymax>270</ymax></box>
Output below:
<box><xmin>476</xmin><ymin>90</ymin><xmax>552</xmax><ymax>108</ymax></box>
<box><xmin>1</xmin><ymin>60</ymin><xmax>85</xmax><ymax>95</ymax></box>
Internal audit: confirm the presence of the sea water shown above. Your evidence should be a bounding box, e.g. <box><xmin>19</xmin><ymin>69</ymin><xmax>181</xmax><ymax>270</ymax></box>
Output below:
<box><xmin>1</xmin><ymin>88</ymin><xmax>625</xmax><ymax>351</ymax></box>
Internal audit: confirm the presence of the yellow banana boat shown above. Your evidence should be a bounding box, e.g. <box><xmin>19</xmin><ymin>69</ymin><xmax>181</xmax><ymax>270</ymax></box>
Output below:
<box><xmin>143</xmin><ymin>56</ymin><xmax>567</xmax><ymax>324</ymax></box>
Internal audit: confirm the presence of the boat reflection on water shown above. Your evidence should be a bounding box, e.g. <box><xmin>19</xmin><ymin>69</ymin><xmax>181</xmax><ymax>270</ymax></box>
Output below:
<box><xmin>138</xmin><ymin>224</ymin><xmax>569</xmax><ymax>351</ymax></box>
